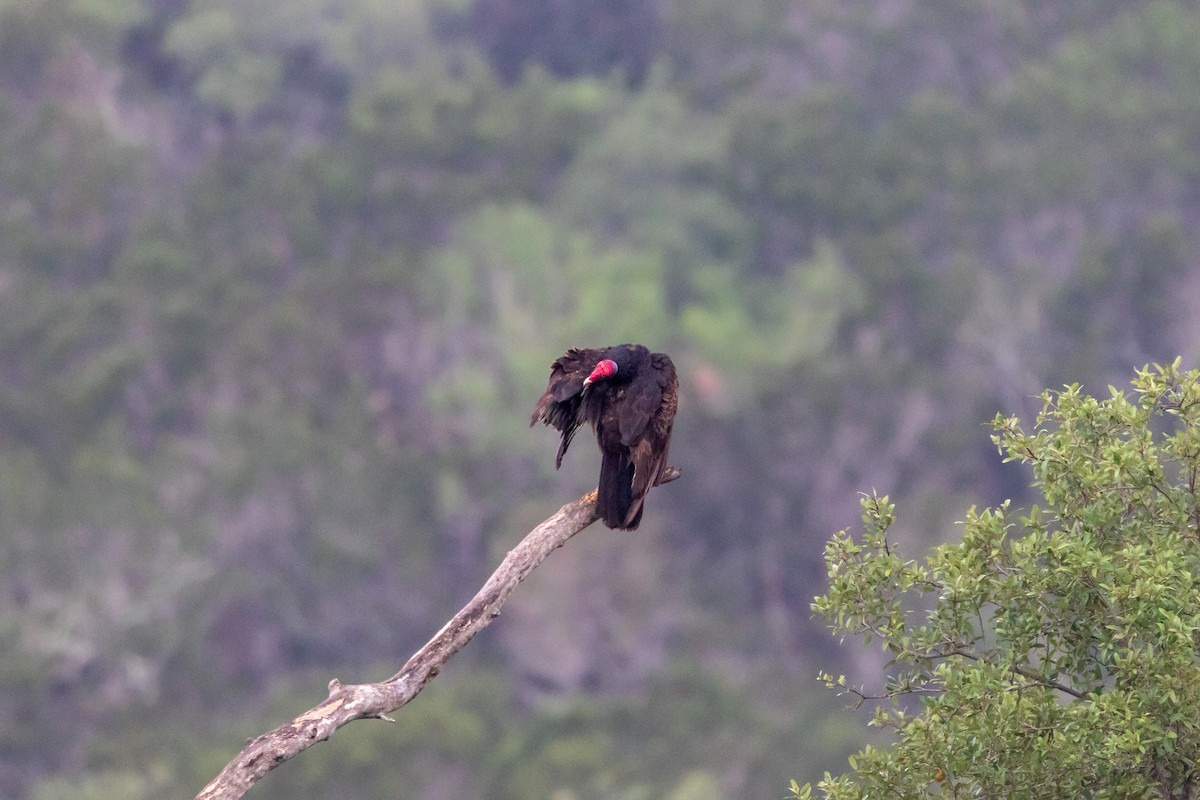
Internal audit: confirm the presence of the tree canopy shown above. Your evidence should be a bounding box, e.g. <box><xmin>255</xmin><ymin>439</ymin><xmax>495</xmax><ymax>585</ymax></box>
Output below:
<box><xmin>804</xmin><ymin>361</ymin><xmax>1200</xmax><ymax>798</ymax></box>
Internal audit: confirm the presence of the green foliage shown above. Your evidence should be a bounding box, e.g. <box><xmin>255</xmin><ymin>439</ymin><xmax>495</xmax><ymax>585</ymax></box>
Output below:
<box><xmin>164</xmin><ymin>0</ymin><xmax>444</xmax><ymax>115</ymax></box>
<box><xmin>680</xmin><ymin>241</ymin><xmax>862</xmax><ymax>389</ymax></box>
<box><xmin>4</xmin><ymin>0</ymin><xmax>1200</xmax><ymax>797</ymax></box>
<box><xmin>802</xmin><ymin>360</ymin><xmax>1200</xmax><ymax>798</ymax></box>
<box><xmin>28</xmin><ymin>770</ymin><xmax>164</xmax><ymax>800</ymax></box>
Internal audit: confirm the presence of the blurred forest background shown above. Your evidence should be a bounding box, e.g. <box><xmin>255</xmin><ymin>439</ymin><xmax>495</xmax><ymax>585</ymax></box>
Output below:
<box><xmin>2</xmin><ymin>1</ymin><xmax>1199</xmax><ymax>798</ymax></box>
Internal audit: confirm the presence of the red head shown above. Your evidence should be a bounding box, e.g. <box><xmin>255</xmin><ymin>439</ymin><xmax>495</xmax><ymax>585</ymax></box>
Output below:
<box><xmin>583</xmin><ymin>359</ymin><xmax>618</xmax><ymax>386</ymax></box>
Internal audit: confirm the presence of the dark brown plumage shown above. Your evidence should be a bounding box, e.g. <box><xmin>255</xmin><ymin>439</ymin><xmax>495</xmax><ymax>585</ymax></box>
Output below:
<box><xmin>531</xmin><ymin>344</ymin><xmax>678</xmax><ymax>530</ymax></box>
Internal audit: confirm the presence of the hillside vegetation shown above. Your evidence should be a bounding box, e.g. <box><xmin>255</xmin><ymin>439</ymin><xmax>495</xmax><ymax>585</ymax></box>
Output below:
<box><xmin>2</xmin><ymin>1</ymin><xmax>1198</xmax><ymax>798</ymax></box>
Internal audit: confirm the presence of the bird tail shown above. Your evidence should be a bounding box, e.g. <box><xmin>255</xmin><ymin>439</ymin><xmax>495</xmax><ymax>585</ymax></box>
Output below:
<box><xmin>597</xmin><ymin>449</ymin><xmax>642</xmax><ymax>530</ymax></box>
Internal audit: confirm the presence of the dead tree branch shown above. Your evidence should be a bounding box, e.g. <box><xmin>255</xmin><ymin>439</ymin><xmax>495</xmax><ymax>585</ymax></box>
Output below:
<box><xmin>194</xmin><ymin>467</ymin><xmax>680</xmax><ymax>800</ymax></box>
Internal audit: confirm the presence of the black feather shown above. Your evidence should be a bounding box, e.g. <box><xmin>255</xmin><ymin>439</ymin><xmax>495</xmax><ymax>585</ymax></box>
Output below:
<box><xmin>531</xmin><ymin>344</ymin><xmax>678</xmax><ymax>530</ymax></box>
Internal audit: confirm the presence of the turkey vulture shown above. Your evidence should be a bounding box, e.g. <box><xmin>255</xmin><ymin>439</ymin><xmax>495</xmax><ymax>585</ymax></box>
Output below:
<box><xmin>531</xmin><ymin>344</ymin><xmax>678</xmax><ymax>530</ymax></box>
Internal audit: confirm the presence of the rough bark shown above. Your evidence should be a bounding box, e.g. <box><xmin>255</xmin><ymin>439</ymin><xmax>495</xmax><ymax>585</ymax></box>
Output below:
<box><xmin>194</xmin><ymin>467</ymin><xmax>680</xmax><ymax>800</ymax></box>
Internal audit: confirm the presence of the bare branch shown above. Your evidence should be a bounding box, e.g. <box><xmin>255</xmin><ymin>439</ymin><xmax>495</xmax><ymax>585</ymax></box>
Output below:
<box><xmin>194</xmin><ymin>468</ymin><xmax>681</xmax><ymax>800</ymax></box>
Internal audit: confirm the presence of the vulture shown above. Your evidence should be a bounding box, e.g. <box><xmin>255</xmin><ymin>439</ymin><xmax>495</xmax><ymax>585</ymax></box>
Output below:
<box><xmin>531</xmin><ymin>343</ymin><xmax>678</xmax><ymax>530</ymax></box>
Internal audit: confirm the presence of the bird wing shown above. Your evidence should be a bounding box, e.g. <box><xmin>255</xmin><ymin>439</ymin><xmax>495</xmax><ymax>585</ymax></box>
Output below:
<box><xmin>531</xmin><ymin>348</ymin><xmax>603</xmax><ymax>468</ymax></box>
<box><xmin>531</xmin><ymin>349</ymin><xmax>594</xmax><ymax>426</ymax></box>
<box><xmin>618</xmin><ymin>352</ymin><xmax>676</xmax><ymax>446</ymax></box>
<box><xmin>626</xmin><ymin>353</ymin><xmax>677</xmax><ymax>513</ymax></box>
